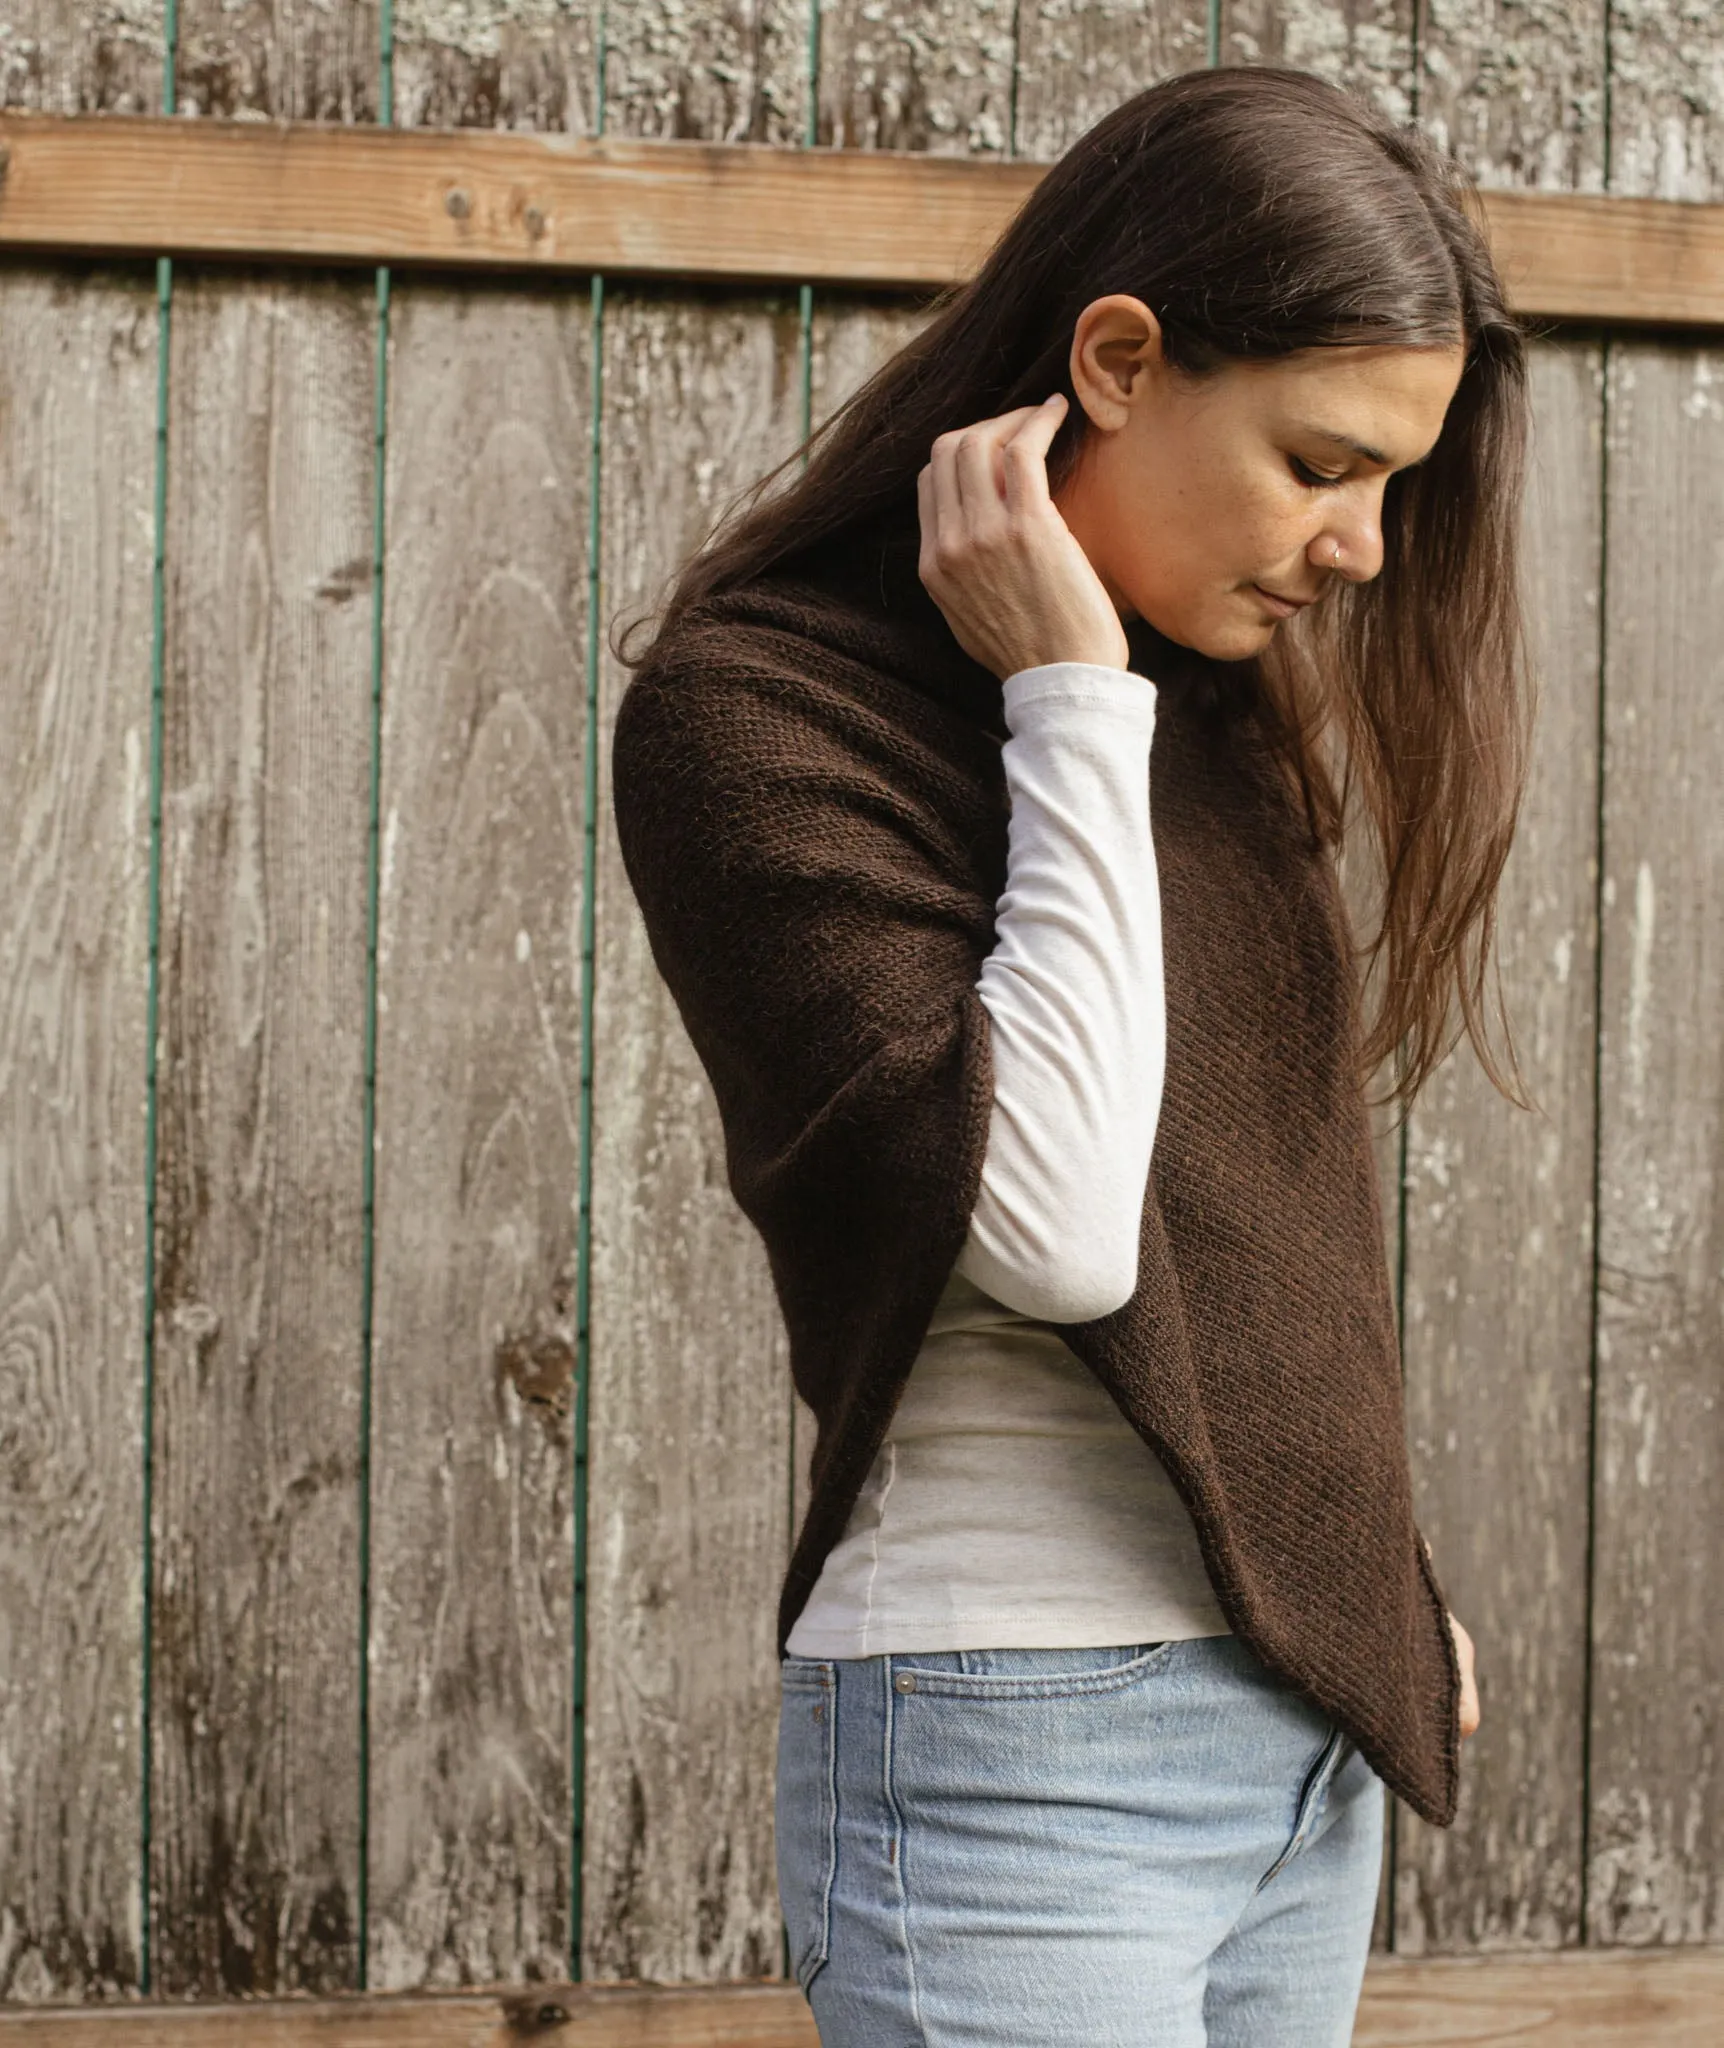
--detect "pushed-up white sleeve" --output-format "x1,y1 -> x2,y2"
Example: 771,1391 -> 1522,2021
954,660 -> 1165,1324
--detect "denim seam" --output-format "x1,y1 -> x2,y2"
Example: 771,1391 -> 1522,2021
886,1639 -> 1177,1701
811,1669 -> 839,1991
881,1658 -> 929,2044
1254,1724 -> 1349,1893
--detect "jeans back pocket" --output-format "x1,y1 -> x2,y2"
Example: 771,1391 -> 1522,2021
775,1657 -> 838,1993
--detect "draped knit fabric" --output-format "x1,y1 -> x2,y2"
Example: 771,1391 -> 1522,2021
608,502 -> 1463,1828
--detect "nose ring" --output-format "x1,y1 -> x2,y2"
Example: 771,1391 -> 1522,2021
1331,541 -> 1342,569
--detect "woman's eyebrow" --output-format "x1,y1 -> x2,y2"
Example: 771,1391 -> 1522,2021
1296,424 -> 1431,469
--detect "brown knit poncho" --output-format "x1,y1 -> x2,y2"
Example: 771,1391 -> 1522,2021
609,506 -> 1462,1828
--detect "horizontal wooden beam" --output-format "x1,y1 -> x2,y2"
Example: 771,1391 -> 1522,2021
1,1949 -> 1721,2044
1,113 -> 1722,326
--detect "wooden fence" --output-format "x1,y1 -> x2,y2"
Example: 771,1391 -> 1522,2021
1,0 -> 1721,2037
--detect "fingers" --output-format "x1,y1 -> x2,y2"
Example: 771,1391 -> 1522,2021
923,397 -> 1066,529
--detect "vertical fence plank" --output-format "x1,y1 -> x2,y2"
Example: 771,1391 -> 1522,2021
390,0 -> 599,132
0,0 -> 164,111
603,0 -> 809,143
0,266 -> 157,2002
1416,0 -> 1606,192
148,0 -> 382,2002
174,0 -> 379,120
586,285 -> 805,1984
583,0 -> 810,1985
1586,3 -> 1724,1950
1395,340 -> 1603,1950
367,288 -> 590,1990
151,271 -> 374,1997
0,6 -> 163,2010
1013,0 -> 1208,159
365,5 -> 600,1994
1218,0 -> 1412,119
816,0 -> 1015,151
1589,336 -> 1724,1949
1392,0 -> 1608,1955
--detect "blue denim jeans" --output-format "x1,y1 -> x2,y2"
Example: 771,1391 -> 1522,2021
775,1634 -> 1384,2046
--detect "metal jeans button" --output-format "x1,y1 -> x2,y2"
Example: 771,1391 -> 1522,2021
894,1671 -> 916,1693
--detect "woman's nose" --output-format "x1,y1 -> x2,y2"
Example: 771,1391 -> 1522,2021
1312,507 -> 1385,583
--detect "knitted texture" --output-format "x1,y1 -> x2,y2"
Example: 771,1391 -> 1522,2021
609,507 -> 1462,1827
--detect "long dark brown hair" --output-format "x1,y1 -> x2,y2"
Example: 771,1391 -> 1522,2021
615,65 -> 1536,1116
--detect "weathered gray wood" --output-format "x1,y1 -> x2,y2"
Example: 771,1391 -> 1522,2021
580,0 -> 813,1986
1416,0 -> 1606,193
0,266 -> 157,2003
390,0 -> 600,132
1585,0 -> 1724,1951
602,0 -> 808,144
1608,0 -> 1724,205
1392,0 -> 1608,1956
1219,0 -> 1414,124
150,272 -> 374,1995
365,285 -> 588,1991
816,0 -> 1015,152
174,0 -> 380,120
585,286 -> 804,1983
1588,338 -> 1724,1946
364,4 -> 596,1994
0,0 -> 163,110
1012,0 -> 1208,160
1394,340 -> 1603,1952
7,1950 -> 1724,2042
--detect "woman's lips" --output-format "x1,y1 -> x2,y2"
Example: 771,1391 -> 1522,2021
1252,584 -> 1309,618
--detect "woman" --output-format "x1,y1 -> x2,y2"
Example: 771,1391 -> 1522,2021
610,64 -> 1529,2048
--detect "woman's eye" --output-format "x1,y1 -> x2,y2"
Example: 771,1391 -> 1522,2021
1289,455 -> 1344,488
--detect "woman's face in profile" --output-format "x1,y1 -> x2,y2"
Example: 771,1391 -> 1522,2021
1051,295 -> 1467,662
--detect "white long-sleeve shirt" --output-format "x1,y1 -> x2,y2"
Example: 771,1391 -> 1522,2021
785,662 -> 1230,1657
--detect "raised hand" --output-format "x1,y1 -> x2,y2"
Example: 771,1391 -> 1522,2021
916,393 -> 1134,681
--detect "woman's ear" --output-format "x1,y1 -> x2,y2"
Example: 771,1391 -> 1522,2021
1069,295 -> 1164,432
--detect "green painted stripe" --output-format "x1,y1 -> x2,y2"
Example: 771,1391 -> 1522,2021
355,0 -> 398,1993
137,0 -> 181,1995
571,6 -> 611,1981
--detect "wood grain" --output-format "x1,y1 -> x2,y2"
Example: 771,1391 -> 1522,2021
0,0 -> 163,112
365,0 -> 596,1995
1586,0 -> 1724,1950
6,115 -> 1724,323
390,0 -> 600,134
150,270 -> 375,1996
816,0 -> 1014,154
145,0 -> 383,2004
174,0 -> 379,122
1589,336 -> 1724,1946
580,0 -> 811,1986
1392,0 -> 1608,1957
4,1948 -> 1724,2042
1395,339 -> 1603,1951
1415,0 -> 1607,194
584,285 -> 805,1981
1219,0 -> 1413,124
604,0 -> 808,145
1012,0 -> 1208,161
366,284 -> 589,1990
0,264 -> 157,2002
